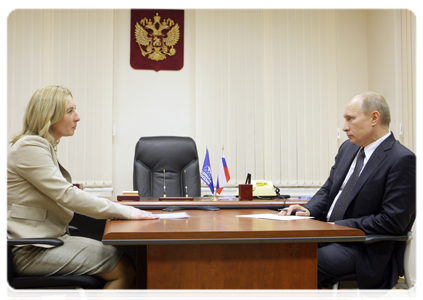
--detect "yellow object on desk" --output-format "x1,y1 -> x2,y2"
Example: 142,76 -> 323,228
252,180 -> 277,197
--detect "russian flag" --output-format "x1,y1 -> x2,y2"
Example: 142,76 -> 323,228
216,151 -> 230,194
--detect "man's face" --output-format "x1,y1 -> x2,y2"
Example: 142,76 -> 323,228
343,98 -> 374,147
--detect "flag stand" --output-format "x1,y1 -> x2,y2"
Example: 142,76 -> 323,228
210,191 -> 219,202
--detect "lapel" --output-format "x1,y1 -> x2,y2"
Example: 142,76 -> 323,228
49,141 -> 73,183
331,143 -> 360,196
347,133 -> 395,202
59,162 -> 73,183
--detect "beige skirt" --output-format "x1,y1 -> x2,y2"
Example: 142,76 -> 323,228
12,235 -> 123,277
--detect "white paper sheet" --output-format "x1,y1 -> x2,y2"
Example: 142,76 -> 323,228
155,212 -> 191,219
218,197 -> 239,201
235,214 -> 313,220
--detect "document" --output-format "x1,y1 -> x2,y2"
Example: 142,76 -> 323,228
218,197 -> 239,201
155,212 -> 191,219
236,214 -> 313,220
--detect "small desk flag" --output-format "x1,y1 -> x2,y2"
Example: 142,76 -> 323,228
200,149 -> 214,194
216,150 -> 231,194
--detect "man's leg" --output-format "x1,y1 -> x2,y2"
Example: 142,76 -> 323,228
317,242 -> 356,287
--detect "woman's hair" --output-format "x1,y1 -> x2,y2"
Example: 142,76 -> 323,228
11,86 -> 73,146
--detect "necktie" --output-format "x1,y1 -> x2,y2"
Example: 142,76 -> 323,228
329,148 -> 366,222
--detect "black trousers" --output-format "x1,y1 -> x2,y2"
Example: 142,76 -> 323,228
317,242 -> 356,287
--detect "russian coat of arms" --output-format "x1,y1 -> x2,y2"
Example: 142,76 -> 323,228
135,13 -> 180,62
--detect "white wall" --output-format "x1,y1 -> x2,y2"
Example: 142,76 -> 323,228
112,10 -> 196,196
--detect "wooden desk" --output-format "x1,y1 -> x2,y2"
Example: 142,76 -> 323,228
102,208 -> 365,289
116,198 -> 307,210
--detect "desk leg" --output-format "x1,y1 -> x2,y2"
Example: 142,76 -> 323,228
142,243 -> 317,289
135,245 -> 147,289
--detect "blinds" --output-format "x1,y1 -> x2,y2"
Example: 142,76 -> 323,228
7,9 -> 415,190
400,10 -> 416,153
7,10 -> 114,188
194,10 -> 339,187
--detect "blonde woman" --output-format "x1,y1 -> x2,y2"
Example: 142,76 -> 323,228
7,86 -> 159,289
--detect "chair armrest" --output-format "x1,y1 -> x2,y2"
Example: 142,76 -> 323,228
363,232 -> 411,244
7,238 -> 64,247
68,225 -> 79,233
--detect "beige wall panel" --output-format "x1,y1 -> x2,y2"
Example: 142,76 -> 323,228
195,10 -> 339,187
336,10 -> 369,146
7,9 -> 114,187
367,10 -> 399,138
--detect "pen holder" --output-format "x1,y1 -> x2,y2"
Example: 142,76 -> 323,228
239,184 -> 253,200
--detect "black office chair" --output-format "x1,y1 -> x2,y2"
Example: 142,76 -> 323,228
7,237 -> 106,289
321,231 -> 413,289
133,136 -> 201,197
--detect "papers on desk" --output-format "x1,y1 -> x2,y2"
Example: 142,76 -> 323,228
236,214 -> 313,221
155,212 -> 191,219
218,197 -> 239,201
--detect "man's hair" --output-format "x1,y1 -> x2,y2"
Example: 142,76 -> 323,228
11,86 -> 73,146
352,91 -> 391,128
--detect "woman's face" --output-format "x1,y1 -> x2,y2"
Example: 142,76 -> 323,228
49,95 -> 80,141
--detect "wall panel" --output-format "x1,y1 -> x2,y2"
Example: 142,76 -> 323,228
401,10 -> 416,152
195,10 -> 338,187
7,9 -> 114,187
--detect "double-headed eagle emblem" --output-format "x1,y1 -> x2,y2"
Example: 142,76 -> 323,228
135,13 -> 180,61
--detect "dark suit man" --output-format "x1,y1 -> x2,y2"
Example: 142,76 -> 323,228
280,91 -> 415,289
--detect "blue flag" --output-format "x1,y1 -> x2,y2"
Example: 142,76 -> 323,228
200,149 -> 214,194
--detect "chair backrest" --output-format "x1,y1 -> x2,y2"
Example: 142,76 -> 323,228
394,203 -> 420,276
133,136 -> 201,197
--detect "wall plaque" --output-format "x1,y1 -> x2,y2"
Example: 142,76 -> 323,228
130,9 -> 184,71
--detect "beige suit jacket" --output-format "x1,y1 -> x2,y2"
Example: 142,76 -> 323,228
7,135 -> 131,246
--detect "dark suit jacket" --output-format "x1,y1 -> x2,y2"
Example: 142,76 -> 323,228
304,133 -> 415,289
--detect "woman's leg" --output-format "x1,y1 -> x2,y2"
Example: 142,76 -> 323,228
97,253 -> 136,289
12,235 -> 136,289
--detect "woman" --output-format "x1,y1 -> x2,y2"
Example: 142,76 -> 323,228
7,86 -> 159,289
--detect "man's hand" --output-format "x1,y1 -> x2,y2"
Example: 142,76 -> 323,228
278,205 -> 310,216
129,207 -> 160,220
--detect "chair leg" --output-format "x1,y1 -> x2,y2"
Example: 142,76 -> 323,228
330,282 -> 339,300
404,273 -> 416,300
404,233 -> 416,300
76,287 -> 88,300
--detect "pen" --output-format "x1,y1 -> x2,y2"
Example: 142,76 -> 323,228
245,173 -> 251,184
278,208 -> 306,213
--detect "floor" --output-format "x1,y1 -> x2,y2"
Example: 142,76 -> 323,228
348,289 -> 420,300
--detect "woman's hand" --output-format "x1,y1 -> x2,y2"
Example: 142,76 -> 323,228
129,207 -> 160,220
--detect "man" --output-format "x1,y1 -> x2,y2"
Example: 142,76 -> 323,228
279,91 -> 415,289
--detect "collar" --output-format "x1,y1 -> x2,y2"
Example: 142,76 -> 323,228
363,131 -> 391,160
